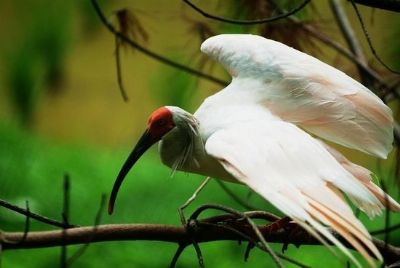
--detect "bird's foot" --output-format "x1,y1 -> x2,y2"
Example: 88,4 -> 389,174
263,216 -> 302,253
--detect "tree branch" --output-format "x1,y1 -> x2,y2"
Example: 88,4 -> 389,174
349,0 -> 400,74
0,198 -> 77,229
183,0 -> 311,25
350,0 -> 400,12
328,0 -> 400,144
1,221 -> 400,265
330,0 -> 373,86
90,0 -> 228,87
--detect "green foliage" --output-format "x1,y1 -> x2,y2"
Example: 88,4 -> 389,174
150,61 -> 197,110
388,18 -> 400,70
77,0 -> 109,33
2,1 -> 73,126
5,44 -> 42,127
32,6 -> 71,90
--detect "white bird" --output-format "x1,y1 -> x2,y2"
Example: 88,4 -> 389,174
108,34 -> 400,267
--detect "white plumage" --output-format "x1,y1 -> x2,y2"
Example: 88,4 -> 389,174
200,34 -> 393,158
109,34 -> 400,267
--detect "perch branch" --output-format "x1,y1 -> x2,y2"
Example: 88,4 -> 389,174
1,221 -> 400,265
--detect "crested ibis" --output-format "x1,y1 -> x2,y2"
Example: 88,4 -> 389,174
108,34 -> 400,267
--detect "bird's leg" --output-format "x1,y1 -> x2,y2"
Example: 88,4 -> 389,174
175,178 -> 211,268
178,177 -> 211,226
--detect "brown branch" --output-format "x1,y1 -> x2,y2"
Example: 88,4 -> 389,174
350,0 -> 400,12
61,174 -> 70,268
215,180 -> 258,211
115,36 -> 129,102
289,15 -> 400,145
90,0 -> 228,87
330,0 -> 373,86
328,0 -> 400,144
1,222 -> 400,265
0,198 -> 77,229
350,0 -> 400,74
277,6 -> 400,101
66,194 -> 106,266
183,0 -> 311,25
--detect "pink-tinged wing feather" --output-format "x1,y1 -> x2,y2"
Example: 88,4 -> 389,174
319,141 -> 400,216
201,34 -> 393,158
205,120 -> 385,267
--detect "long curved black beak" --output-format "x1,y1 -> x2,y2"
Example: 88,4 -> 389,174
108,129 -> 155,214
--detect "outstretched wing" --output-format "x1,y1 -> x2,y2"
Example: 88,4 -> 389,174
205,120 -> 383,267
201,34 -> 393,158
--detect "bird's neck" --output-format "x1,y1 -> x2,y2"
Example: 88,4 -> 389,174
158,124 -> 203,172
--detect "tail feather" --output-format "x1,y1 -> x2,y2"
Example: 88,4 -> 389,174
320,141 -> 400,216
304,194 -> 381,268
310,204 -> 375,267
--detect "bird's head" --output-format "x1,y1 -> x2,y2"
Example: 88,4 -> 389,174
108,106 -> 198,215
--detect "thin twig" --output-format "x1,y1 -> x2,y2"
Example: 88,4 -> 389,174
90,0 -> 228,87
0,198 -> 77,229
61,174 -> 70,268
329,0 -> 373,86
381,182 -> 390,268
189,204 -> 284,268
350,0 -> 400,74
215,180 -> 258,211
66,194 -> 106,266
15,201 -> 30,245
169,244 -> 186,268
115,36 -> 129,102
197,220 -> 309,268
183,0 -> 310,25
177,177 -> 211,267
273,4 -> 400,101
351,0 -> 400,12
191,240 -> 205,268
178,177 -> 211,226
245,217 -> 285,268
201,211 -> 280,224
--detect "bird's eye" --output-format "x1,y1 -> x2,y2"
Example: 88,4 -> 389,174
157,119 -> 166,126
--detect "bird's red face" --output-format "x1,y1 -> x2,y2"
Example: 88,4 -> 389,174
147,107 -> 175,142
108,106 -> 176,215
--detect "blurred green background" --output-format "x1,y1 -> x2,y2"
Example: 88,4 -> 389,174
0,0 -> 399,267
